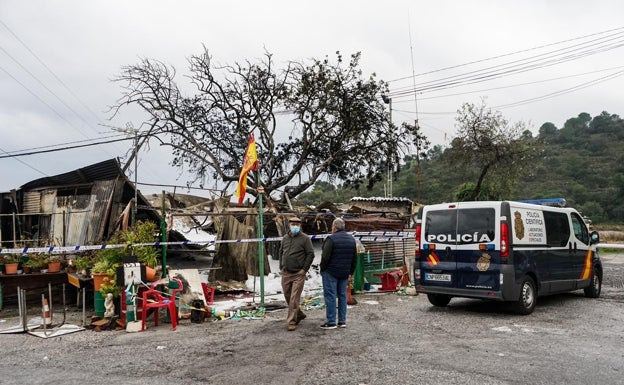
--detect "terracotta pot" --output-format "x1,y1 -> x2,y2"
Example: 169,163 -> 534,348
145,266 -> 157,282
4,263 -> 19,275
92,273 -> 114,291
48,261 -> 62,273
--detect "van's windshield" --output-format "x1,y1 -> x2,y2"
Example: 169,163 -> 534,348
424,208 -> 496,244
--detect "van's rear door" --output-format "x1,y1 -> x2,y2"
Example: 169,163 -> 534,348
421,203 -> 500,293
421,206 -> 458,288
455,205 -> 499,291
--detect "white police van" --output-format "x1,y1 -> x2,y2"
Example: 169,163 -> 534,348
414,199 -> 602,314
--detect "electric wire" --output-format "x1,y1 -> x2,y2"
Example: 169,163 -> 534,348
388,26 -> 624,83
0,44 -> 98,139
388,35 -> 624,97
0,17 -> 135,170
1,133 -> 128,155
0,18 -> 103,123
494,70 -> 624,109
0,136 -> 133,159
394,65 -> 624,103
0,146 -> 47,176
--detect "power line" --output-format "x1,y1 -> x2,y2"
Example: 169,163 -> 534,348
388,33 -> 624,98
388,26 -> 624,84
0,17 -> 103,123
494,70 -> 624,110
0,17 -> 127,163
1,133 -> 128,155
0,136 -> 133,159
394,65 -> 624,102
0,44 -> 99,138
0,146 -> 47,176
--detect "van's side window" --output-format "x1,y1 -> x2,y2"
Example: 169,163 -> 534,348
571,213 -> 589,244
543,211 -> 570,247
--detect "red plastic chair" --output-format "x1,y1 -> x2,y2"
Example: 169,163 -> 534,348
201,282 -> 215,305
141,278 -> 184,331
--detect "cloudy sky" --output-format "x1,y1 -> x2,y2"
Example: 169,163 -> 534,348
1,0 -> 623,196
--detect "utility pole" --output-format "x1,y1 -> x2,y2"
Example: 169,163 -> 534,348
382,95 -> 393,197
257,181 -> 265,305
132,127 -> 138,226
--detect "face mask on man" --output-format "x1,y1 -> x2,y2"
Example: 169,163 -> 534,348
290,225 -> 300,234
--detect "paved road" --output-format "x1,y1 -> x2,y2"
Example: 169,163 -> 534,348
0,255 -> 623,385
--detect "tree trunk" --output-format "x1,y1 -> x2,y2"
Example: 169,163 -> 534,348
211,209 -> 272,282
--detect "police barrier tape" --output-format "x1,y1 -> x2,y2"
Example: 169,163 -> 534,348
0,231 -> 416,255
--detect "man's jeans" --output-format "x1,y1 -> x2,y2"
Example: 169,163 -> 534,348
321,271 -> 348,325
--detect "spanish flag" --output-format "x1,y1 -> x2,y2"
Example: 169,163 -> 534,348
426,251 -> 440,267
235,133 -> 259,205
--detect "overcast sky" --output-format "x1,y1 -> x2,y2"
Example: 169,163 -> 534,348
1,0 -> 623,197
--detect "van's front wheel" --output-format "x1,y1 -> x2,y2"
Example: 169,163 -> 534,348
427,293 -> 451,307
584,267 -> 602,298
513,276 -> 536,315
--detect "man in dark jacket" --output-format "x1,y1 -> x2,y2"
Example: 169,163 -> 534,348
320,218 -> 357,329
279,216 -> 315,331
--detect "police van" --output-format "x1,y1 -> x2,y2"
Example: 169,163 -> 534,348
414,199 -> 602,314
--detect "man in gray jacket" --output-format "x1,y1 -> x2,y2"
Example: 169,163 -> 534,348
279,216 -> 315,331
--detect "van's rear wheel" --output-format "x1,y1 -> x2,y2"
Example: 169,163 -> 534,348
427,293 -> 451,307
584,267 -> 602,298
513,276 -> 536,315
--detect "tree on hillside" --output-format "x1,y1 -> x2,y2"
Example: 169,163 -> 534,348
589,111 -> 623,134
111,49 -> 415,204
446,100 -> 543,201
538,122 -> 557,138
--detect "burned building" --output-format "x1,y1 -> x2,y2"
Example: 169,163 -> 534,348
0,158 -> 159,249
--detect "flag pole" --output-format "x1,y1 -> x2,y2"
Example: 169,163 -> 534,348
257,175 -> 265,305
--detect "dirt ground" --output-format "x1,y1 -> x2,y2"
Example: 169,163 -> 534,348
0,253 -> 623,385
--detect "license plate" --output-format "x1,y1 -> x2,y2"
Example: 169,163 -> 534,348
425,273 -> 451,282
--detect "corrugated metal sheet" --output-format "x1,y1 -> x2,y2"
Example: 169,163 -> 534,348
85,179 -> 118,243
46,180 -> 117,246
20,158 -> 123,190
22,191 -> 41,214
351,196 -> 413,203
41,190 -> 57,213
50,203 -> 92,246
12,159 -> 161,245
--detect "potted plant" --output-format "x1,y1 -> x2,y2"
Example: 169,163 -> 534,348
74,255 -> 94,276
123,221 -> 160,281
91,259 -> 118,292
47,254 -> 63,273
24,254 -> 48,273
99,275 -> 121,298
2,254 -> 19,275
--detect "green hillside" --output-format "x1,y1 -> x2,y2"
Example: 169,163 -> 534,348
297,111 -> 624,224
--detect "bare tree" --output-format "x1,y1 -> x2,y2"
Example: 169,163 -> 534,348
110,49 -> 415,203
448,100 -> 543,201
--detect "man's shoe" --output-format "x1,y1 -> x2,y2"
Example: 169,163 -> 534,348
287,324 -> 296,331
295,313 -> 306,325
320,323 -> 337,330
338,322 -> 347,328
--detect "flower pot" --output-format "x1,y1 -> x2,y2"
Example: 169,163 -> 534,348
92,273 -> 114,291
4,263 -> 19,275
145,266 -> 157,282
48,261 -> 62,273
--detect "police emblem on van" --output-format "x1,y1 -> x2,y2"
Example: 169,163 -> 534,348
514,211 -> 525,239
477,253 -> 491,271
